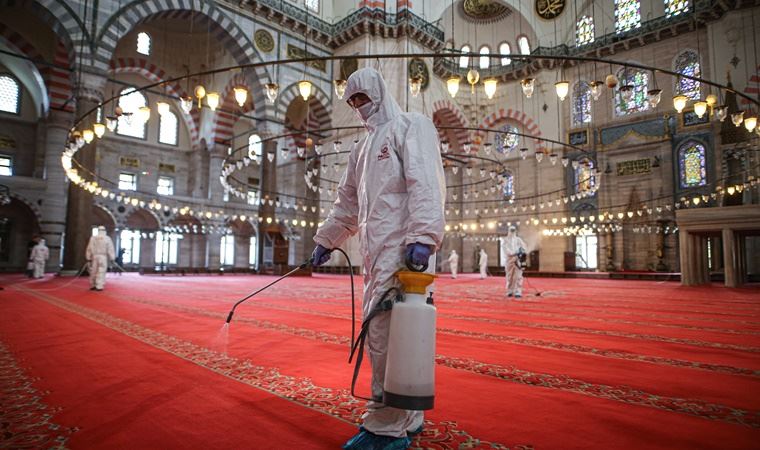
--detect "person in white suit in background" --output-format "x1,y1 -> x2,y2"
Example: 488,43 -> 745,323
501,226 -> 526,298
86,226 -> 115,291
479,248 -> 488,279
448,250 -> 459,279
29,238 -> 49,279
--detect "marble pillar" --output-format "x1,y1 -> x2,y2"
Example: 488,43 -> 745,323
722,228 -> 739,287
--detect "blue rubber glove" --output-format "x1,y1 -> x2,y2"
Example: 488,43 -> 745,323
311,244 -> 332,266
405,243 -> 431,267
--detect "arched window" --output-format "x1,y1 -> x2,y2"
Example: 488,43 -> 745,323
479,45 -> 491,69
116,88 -> 147,139
248,134 -> 262,159
615,0 -> 641,33
495,124 -> 519,154
614,68 -> 649,116
459,45 -> 471,69
502,172 -> 514,198
158,110 -> 178,145
572,82 -> 592,126
678,140 -> 707,188
575,159 -> 596,194
576,16 -> 594,46
517,36 -> 531,55
498,42 -> 511,66
0,74 -> 21,114
136,32 -> 151,55
665,0 -> 689,17
674,50 -> 701,100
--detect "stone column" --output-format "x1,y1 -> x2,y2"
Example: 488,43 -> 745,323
722,228 -> 739,287
207,232 -> 222,270
40,110 -> 74,272
679,230 -> 692,285
257,140 -> 278,271
208,144 -> 226,203
234,233 -> 249,269
604,230 -> 616,271
62,73 -> 106,272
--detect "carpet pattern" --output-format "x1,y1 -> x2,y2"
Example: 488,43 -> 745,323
1,273 -> 759,449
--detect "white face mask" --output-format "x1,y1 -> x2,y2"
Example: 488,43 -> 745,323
355,102 -> 375,121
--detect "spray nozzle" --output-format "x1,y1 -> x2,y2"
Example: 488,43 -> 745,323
225,310 -> 234,324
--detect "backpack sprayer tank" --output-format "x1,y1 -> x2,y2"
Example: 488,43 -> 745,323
382,270 -> 436,410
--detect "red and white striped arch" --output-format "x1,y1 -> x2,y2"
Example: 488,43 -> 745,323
0,23 -> 74,113
432,99 -> 469,149
211,73 -> 254,146
475,108 -> 542,145
109,57 -> 200,146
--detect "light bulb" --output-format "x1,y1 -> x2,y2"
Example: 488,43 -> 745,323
156,101 -> 170,116
441,141 -> 450,153
298,80 -> 313,101
483,78 -> 498,100
519,147 -> 528,159
264,83 -> 279,105
446,76 -> 460,98
605,74 -> 618,89
520,78 -> 535,98
234,87 -> 248,107
93,123 -> 106,138
647,89 -> 662,108
744,115 -> 757,132
549,153 -> 558,165
82,129 -> 94,143
561,156 -> 569,167
731,110 -> 744,127
673,95 -> 688,113
463,142 -> 472,154
106,117 -> 117,132
409,76 -> 423,97
195,85 -> 206,99
555,81 -> 570,101
727,186 -> 735,195
535,151 -> 544,163
137,106 -> 151,122
206,92 -> 220,111
693,100 -> 708,118
333,79 -> 347,99
706,94 -> 718,106
589,81 -> 603,100
467,69 -> 480,92
180,96 -> 193,114
619,85 -> 634,102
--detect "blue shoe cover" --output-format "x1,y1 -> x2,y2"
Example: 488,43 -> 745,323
342,428 -> 412,450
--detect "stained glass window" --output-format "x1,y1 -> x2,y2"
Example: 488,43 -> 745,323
615,0 -> 641,33
136,32 -> 151,55
678,141 -> 707,188
0,74 -> 20,114
665,0 -> 689,17
674,51 -> 701,100
575,159 -> 596,194
517,36 -> 531,55
459,45 -> 471,69
479,45 -> 490,69
499,42 -> 511,66
502,173 -> 514,197
614,69 -> 649,116
495,124 -> 519,154
572,82 -> 592,126
576,16 -> 594,46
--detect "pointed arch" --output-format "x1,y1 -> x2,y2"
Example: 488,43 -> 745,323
109,57 -> 199,146
96,2 -> 270,111
432,99 -> 469,151
474,108 -> 542,147
211,72 -> 256,145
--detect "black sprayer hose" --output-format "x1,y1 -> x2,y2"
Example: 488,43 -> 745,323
330,248 -> 355,352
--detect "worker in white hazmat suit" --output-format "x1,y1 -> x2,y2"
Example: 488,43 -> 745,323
479,249 -> 488,279
311,67 -> 446,450
448,250 -> 459,279
501,226 -> 526,298
86,226 -> 115,291
29,238 -> 49,279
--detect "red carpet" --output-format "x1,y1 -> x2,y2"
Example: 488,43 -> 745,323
1,273 -> 759,449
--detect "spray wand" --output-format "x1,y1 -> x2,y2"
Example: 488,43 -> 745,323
225,259 -> 312,324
